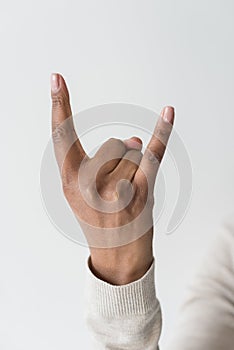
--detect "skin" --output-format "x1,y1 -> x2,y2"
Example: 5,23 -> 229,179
50,73 -> 174,285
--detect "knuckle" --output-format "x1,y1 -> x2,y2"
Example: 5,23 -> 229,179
117,178 -> 132,192
155,123 -> 172,143
108,138 -> 125,152
152,151 -> 163,163
52,125 -> 66,143
126,149 -> 138,157
146,150 -> 162,164
52,124 -> 75,144
86,180 -> 97,196
84,181 -> 99,203
125,149 -> 142,164
52,94 -> 69,109
155,127 -> 168,140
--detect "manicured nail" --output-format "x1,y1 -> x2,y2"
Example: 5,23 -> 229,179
51,73 -> 60,92
162,106 -> 174,123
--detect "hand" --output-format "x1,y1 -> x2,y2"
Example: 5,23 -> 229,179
51,73 -> 174,285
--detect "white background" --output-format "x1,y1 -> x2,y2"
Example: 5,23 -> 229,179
0,0 -> 234,349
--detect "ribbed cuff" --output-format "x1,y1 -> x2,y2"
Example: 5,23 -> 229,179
85,256 -> 158,318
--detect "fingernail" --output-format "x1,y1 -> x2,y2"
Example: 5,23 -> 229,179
51,73 -> 60,92
162,106 -> 174,123
123,137 -> 143,150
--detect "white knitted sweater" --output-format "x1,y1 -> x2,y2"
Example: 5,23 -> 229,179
84,217 -> 234,349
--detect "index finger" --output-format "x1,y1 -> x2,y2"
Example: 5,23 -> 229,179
51,73 -> 86,172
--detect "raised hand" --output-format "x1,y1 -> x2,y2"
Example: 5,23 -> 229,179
51,73 -> 174,285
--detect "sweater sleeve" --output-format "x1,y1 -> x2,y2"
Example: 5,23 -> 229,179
164,216 -> 234,350
84,257 -> 162,350
84,217 -> 234,350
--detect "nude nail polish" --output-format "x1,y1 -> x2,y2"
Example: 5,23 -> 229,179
162,106 -> 174,123
51,73 -> 59,92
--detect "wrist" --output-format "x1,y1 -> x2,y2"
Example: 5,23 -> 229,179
89,255 -> 153,285
89,229 -> 153,285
